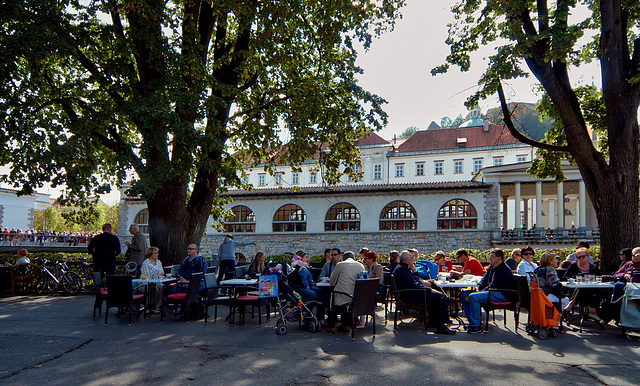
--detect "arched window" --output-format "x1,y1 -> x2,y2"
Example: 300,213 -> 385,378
224,205 -> 256,233
133,209 -> 149,234
272,204 -> 307,232
325,202 -> 360,231
379,201 -> 417,231
437,199 -> 478,229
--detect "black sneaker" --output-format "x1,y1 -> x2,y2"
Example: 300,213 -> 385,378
436,326 -> 456,335
467,326 -> 483,334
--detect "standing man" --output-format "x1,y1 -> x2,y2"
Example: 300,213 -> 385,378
318,248 -> 341,281
124,224 -> 148,271
88,223 -> 121,276
217,234 -> 256,285
461,248 -> 515,334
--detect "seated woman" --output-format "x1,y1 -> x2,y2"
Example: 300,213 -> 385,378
363,251 -> 383,286
291,253 -> 327,319
612,247 -> 640,301
15,249 -> 30,265
517,246 -> 538,281
434,250 -> 453,273
534,252 -> 569,310
140,247 -> 165,313
618,248 -> 633,270
247,252 -> 266,277
562,247 -> 601,280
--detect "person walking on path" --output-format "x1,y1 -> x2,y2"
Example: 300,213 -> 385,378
88,223 -> 121,276
217,234 -> 256,285
125,224 -> 148,274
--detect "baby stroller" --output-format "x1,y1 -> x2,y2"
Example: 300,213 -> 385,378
273,270 -> 322,335
620,283 -> 640,341
525,276 -> 561,339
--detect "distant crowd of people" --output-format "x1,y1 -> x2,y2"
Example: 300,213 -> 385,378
1,228 -> 98,245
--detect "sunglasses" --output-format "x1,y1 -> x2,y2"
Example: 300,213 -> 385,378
187,247 -> 196,250
523,252 -> 534,256
577,254 -> 587,259
330,253 -> 339,256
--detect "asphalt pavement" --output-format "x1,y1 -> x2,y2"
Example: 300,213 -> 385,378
1,294 -> 640,385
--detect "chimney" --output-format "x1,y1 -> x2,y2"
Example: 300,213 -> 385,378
483,119 -> 490,132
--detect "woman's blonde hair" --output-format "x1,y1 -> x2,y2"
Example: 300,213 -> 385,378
539,252 -> 556,267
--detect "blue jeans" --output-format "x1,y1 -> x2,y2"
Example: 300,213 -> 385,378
461,290 -> 508,328
612,282 -> 626,302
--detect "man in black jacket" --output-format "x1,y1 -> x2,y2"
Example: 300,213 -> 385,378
461,248 -> 514,334
88,223 -> 121,275
393,251 -> 455,335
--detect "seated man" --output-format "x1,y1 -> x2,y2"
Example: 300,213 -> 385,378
451,248 -> 484,278
461,248 -> 515,334
176,244 -> 206,291
328,251 -> 364,332
612,246 -> 640,301
318,248 -> 341,281
393,251 -> 455,335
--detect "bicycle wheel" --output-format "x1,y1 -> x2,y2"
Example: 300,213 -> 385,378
62,271 -> 82,294
36,273 -> 52,294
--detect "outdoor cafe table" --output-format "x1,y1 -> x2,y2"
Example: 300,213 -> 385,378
132,277 -> 176,309
438,276 -> 483,328
219,278 -> 259,325
562,281 -> 614,331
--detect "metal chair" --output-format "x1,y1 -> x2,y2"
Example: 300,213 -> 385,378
331,278 -> 380,340
104,275 -> 146,326
92,272 -> 108,320
161,273 -> 203,323
390,275 -> 429,333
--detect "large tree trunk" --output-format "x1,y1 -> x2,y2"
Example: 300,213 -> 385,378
146,177 -> 190,266
589,174 -> 639,274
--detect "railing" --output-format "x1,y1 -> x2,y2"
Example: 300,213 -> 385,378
490,228 -> 600,244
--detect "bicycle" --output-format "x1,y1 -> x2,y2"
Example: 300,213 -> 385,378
75,257 -> 95,292
35,258 -> 83,295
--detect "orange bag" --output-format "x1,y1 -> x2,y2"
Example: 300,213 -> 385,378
529,277 -> 560,328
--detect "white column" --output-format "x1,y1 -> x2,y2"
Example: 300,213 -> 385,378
514,182 -> 521,229
502,196 -> 509,229
549,200 -> 555,229
535,181 -> 542,228
557,181 -> 564,228
578,180 -> 586,227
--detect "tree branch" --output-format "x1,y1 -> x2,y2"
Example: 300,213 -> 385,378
497,79 -> 568,152
227,94 -> 292,121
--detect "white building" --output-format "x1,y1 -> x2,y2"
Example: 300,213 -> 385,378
0,188 -> 51,231
118,122 -> 600,256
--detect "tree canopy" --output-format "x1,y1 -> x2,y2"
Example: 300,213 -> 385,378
0,0 -> 405,263
434,0 -> 640,273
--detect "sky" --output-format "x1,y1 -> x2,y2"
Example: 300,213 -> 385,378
4,0 -> 602,204
355,0 -> 600,140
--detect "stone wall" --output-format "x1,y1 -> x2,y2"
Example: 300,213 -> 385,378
173,231 -> 493,259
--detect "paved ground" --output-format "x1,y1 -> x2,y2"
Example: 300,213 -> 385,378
1,294 -> 640,385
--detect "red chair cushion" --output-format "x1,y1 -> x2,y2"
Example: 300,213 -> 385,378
489,301 -> 512,306
99,288 -> 108,295
167,293 -> 187,300
236,295 -> 259,301
132,294 -> 144,300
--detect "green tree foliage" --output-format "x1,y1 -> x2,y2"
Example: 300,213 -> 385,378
433,0 -> 640,274
440,114 -> 466,128
398,126 -> 418,139
34,201 -> 119,232
485,102 -> 553,141
0,0 -> 405,264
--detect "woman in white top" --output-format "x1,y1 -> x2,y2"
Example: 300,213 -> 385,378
140,247 -> 165,312
517,245 -> 538,281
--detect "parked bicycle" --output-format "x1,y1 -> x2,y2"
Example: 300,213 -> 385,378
35,258 -> 83,295
75,257 -> 95,292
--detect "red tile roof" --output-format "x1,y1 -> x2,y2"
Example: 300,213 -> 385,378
355,132 -> 390,147
394,124 -> 520,153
